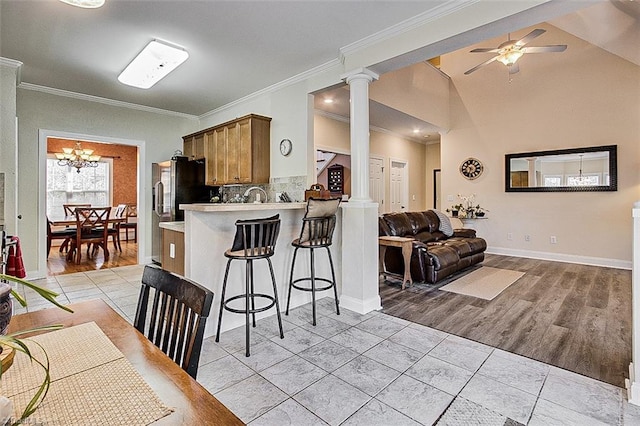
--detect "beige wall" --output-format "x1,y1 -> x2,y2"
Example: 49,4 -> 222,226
314,114 -> 428,213
440,23 -> 640,266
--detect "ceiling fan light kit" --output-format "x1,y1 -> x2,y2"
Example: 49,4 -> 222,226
465,29 -> 567,76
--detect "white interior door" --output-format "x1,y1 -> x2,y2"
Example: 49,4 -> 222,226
369,157 -> 384,213
390,160 -> 408,212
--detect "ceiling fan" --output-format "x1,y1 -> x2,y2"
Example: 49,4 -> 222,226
464,29 -> 567,75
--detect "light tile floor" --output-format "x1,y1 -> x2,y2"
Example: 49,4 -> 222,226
16,265 -> 640,425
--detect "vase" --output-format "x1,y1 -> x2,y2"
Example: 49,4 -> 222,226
0,282 -> 13,335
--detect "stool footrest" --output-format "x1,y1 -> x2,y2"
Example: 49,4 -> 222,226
291,277 -> 334,293
223,293 -> 276,315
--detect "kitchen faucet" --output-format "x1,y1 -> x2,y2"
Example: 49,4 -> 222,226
243,186 -> 268,203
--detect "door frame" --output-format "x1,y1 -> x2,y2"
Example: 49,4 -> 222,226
38,129 -> 146,278
433,168 -> 441,209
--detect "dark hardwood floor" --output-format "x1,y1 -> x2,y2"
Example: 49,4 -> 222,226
380,254 -> 632,388
47,238 -> 138,275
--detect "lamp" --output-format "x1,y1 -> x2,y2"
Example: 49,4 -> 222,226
58,0 -> 105,8
55,142 -> 101,173
576,154 -> 588,185
118,39 -> 189,89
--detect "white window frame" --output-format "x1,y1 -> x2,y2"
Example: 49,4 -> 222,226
46,155 -> 114,216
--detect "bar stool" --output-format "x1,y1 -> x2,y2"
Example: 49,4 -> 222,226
286,197 -> 341,326
215,215 -> 283,357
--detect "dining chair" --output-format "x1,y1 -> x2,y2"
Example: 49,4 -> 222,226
106,204 -> 127,252
134,264 -> 214,379
62,203 -> 91,216
121,204 -> 137,242
66,207 -> 111,264
46,218 -> 76,258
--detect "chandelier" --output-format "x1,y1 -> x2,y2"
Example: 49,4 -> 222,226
55,142 -> 101,173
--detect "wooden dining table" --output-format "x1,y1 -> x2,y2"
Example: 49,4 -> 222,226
48,215 -> 126,227
8,299 -> 242,425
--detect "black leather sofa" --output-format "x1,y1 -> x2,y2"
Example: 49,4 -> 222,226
379,210 -> 487,284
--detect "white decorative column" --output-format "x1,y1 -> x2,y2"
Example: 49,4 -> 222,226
626,201 -> 640,405
339,68 -> 382,314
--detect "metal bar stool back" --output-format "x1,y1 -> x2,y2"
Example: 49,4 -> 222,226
215,215 -> 284,357
286,197 -> 341,326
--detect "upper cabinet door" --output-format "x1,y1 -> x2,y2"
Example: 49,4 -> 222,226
236,118 -> 252,184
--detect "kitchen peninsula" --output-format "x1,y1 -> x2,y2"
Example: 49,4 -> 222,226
180,202 -> 342,337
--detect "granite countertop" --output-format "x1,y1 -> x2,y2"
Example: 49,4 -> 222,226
158,221 -> 185,233
180,202 -> 306,212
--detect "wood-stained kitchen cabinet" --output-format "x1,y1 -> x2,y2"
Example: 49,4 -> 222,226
183,133 -> 205,160
185,114 -> 271,185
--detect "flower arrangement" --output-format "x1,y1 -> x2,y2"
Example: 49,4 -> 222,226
0,273 -> 72,425
446,194 -> 488,218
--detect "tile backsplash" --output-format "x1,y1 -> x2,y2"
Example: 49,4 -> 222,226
219,175 -> 307,204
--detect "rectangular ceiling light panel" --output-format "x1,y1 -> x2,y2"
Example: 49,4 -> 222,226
118,39 -> 189,89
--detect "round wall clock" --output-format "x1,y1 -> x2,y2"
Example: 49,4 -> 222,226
279,139 -> 292,156
460,157 -> 484,180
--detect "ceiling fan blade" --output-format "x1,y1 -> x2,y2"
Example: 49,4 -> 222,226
464,56 -> 499,75
470,47 -> 500,53
508,63 -> 520,75
522,45 -> 567,53
515,28 -> 546,47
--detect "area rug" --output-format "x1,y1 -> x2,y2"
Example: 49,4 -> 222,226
439,267 -> 525,300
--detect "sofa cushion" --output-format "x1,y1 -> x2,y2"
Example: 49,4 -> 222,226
382,213 -> 413,237
406,212 -> 430,234
422,210 -> 440,233
415,231 -> 435,243
426,245 -> 459,270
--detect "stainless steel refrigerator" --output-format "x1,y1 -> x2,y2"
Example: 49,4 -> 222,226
151,156 -> 208,264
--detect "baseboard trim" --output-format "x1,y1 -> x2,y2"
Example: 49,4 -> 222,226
339,294 -> 382,315
486,247 -> 631,270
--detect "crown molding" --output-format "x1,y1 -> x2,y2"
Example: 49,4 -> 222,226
18,83 -> 198,120
339,0 -> 481,59
198,58 -> 342,120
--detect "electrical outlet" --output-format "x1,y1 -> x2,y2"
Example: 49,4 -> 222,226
507,232 -> 513,241
447,194 -> 454,202
525,235 -> 531,242
550,236 -> 557,244
412,194 -> 416,201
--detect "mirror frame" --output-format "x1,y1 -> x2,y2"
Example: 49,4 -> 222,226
505,145 -> 617,192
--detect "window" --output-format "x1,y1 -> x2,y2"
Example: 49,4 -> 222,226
543,175 -> 563,187
46,157 -> 112,216
566,174 -> 599,186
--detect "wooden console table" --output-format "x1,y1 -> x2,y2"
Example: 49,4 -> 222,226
379,236 -> 414,289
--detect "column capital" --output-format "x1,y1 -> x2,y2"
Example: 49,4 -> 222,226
340,67 -> 379,85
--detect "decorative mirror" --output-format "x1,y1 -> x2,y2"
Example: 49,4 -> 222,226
505,145 -> 617,192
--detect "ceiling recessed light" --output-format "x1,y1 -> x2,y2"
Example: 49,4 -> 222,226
118,39 -> 189,89
413,129 -> 420,134
323,98 -> 334,104
58,0 -> 105,8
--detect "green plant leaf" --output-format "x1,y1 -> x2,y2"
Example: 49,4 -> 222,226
0,274 -> 73,313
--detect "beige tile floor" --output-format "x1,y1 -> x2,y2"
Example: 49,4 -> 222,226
14,265 -> 640,425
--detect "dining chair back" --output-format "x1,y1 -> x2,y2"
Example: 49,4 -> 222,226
67,207 -> 111,264
63,203 -> 91,216
121,204 -> 138,242
106,204 -> 128,252
134,264 -> 214,379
